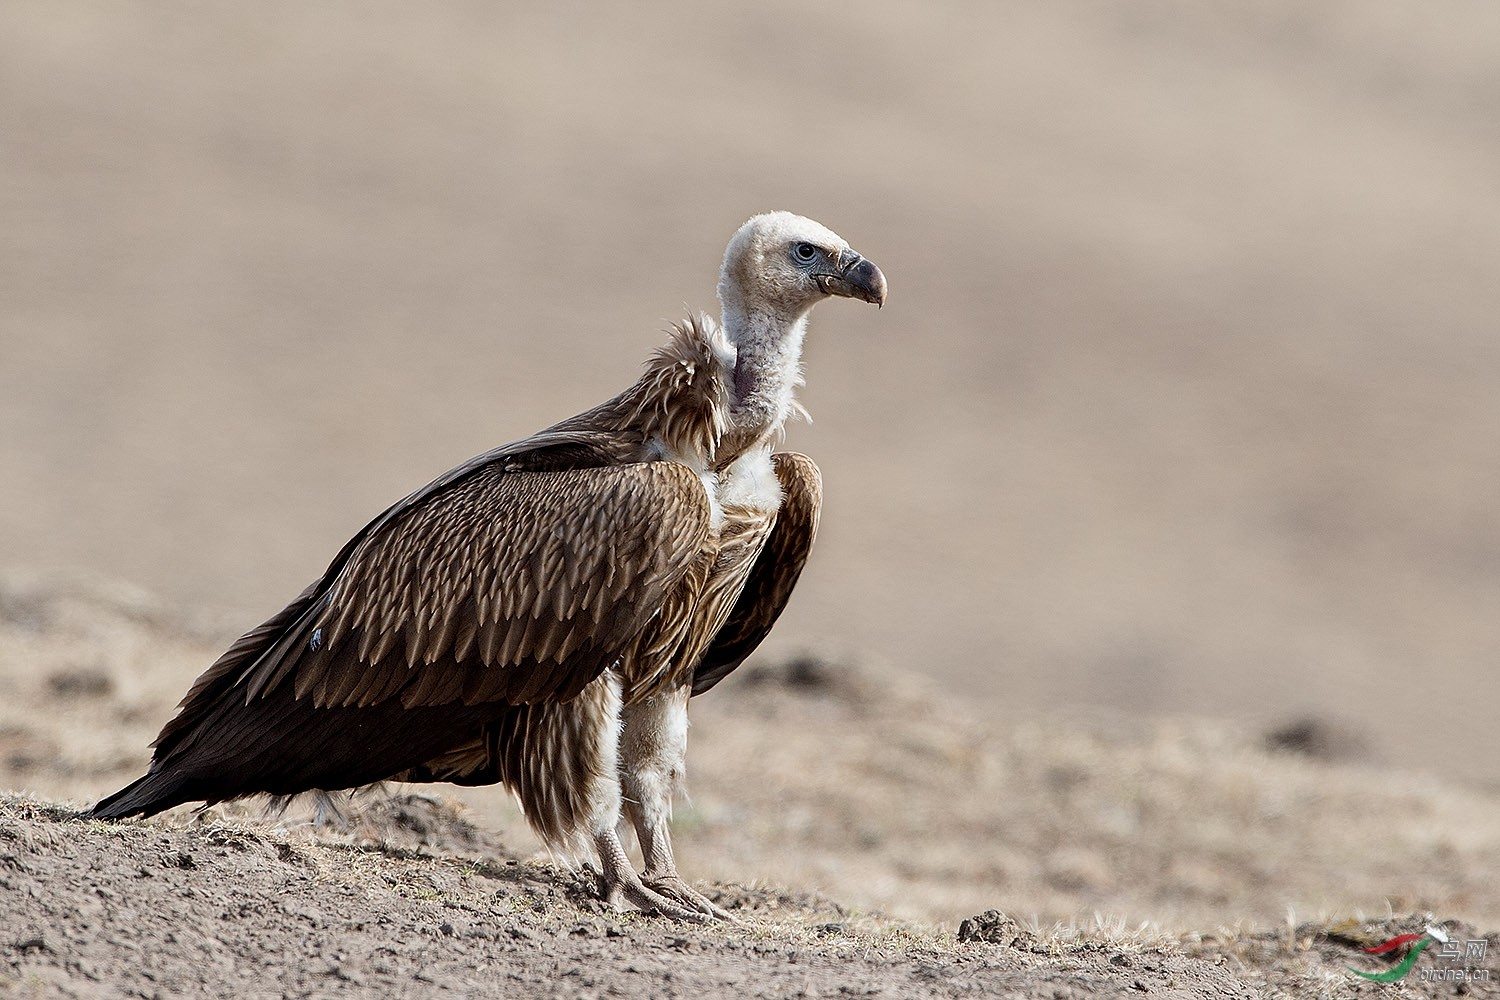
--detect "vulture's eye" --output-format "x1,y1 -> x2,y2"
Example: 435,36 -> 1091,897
791,242 -> 818,264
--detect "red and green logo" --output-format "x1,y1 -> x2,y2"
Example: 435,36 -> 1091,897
1348,927 -> 1442,982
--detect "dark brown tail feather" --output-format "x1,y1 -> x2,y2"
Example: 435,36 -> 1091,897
91,771 -> 201,819
90,675 -> 508,820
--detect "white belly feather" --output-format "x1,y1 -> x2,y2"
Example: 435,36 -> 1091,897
715,448 -> 784,514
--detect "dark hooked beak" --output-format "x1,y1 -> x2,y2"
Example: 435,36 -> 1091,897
817,252 -> 888,307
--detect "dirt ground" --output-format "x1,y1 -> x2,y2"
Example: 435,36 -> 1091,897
7,794 -> 1491,1000
3,573 -> 1498,997
5,3 -> 1500,997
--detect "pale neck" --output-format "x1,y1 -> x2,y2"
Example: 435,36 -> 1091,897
719,300 -> 810,461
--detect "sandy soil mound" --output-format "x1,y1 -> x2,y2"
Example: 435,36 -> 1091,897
3,572 -> 1498,997
4,794 -> 1244,1000
6,793 -> 1492,999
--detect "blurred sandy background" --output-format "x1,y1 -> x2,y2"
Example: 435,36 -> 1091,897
3,2 -> 1498,786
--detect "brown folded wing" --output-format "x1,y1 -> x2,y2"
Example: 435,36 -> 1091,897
151,459 -> 711,769
691,452 -> 822,696
267,461 -> 711,707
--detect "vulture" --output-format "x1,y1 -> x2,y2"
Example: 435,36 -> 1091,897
93,211 -> 886,920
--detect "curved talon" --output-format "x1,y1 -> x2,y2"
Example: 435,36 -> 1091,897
644,873 -> 740,923
604,874 -> 711,922
593,828 -> 708,922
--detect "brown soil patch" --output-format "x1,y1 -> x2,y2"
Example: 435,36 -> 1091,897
3,574 -> 1498,997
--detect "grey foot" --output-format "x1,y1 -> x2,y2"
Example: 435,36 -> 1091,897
599,868 -> 712,922
644,872 -> 739,922
593,829 -> 709,922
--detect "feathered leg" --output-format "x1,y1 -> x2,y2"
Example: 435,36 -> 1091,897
619,685 -> 735,920
496,675 -> 705,921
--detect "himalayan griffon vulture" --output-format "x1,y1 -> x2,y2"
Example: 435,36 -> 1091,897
93,212 -> 887,920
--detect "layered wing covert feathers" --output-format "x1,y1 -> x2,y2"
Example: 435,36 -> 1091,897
277,460 -> 712,710
97,453 -> 714,816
